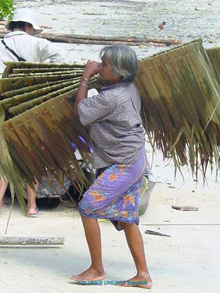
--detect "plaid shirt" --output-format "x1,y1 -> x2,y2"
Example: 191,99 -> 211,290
78,82 -> 145,169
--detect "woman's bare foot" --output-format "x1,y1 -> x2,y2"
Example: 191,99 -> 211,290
27,207 -> 38,217
70,266 -> 105,282
119,273 -> 152,289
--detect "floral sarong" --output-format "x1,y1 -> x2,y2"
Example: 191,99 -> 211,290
78,147 -> 146,231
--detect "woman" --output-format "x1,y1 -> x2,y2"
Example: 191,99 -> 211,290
72,44 -> 152,289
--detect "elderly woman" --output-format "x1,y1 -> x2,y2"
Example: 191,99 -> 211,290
72,45 -> 152,289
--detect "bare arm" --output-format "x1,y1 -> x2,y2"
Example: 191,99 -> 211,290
73,60 -> 101,117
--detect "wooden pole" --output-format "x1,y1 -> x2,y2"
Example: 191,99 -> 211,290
0,31 -> 181,46
40,32 -> 182,45
0,236 -> 65,245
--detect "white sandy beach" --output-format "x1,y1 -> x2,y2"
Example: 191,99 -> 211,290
0,0 -> 220,292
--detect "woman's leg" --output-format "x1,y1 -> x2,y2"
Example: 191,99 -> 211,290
71,215 -> 105,281
0,179 -> 8,210
121,222 -> 152,289
26,181 -> 38,215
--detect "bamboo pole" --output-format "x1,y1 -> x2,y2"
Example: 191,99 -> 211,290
0,73 -> 83,93
12,68 -> 84,74
2,80 -> 79,110
0,237 -> 65,245
1,80 -> 67,98
9,69 -> 84,77
8,85 -> 79,115
7,74 -> 99,115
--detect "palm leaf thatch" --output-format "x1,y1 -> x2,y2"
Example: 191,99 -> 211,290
135,38 -> 220,177
0,62 -> 99,212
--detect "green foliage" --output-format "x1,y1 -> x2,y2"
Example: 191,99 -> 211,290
0,0 -> 15,20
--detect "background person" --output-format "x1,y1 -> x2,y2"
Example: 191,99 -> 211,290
0,8 -> 65,216
0,8 -> 65,76
71,45 -> 152,289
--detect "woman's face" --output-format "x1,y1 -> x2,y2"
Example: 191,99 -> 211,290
100,55 -> 119,84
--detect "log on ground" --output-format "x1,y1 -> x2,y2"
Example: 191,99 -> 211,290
0,237 -> 65,245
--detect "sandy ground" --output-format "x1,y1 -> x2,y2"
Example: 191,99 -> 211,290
7,0 -> 220,62
0,0 -> 220,292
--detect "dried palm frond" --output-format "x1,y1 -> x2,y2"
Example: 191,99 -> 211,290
0,105 -> 27,213
206,47 -> 220,83
135,39 -> 220,177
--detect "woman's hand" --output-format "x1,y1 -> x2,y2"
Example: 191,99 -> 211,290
83,60 -> 101,79
74,60 -> 101,117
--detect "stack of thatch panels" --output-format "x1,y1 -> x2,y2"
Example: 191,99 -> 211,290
135,39 -> 220,177
0,62 -> 98,211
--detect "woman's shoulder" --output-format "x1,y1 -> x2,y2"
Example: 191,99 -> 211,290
101,82 -> 136,96
102,82 -> 140,104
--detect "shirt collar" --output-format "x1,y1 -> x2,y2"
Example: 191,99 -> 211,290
101,82 -> 131,91
4,31 -> 29,38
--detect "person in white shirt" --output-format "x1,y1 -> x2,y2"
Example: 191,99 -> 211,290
0,8 -> 65,216
0,8 -> 65,76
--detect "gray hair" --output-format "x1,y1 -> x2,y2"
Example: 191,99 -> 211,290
100,45 -> 138,82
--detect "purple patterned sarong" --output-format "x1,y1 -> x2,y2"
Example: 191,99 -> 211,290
78,147 -> 146,231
